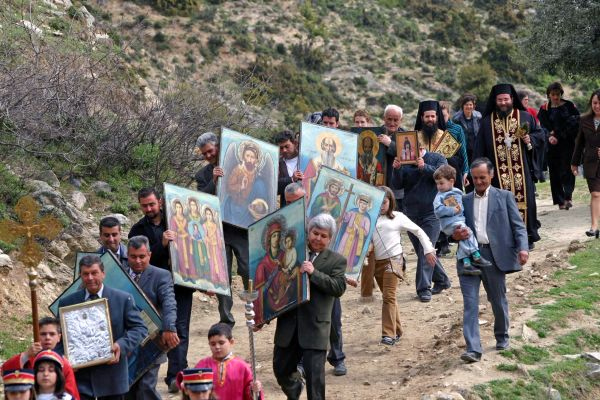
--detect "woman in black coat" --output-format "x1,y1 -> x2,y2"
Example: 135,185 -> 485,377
538,82 -> 580,210
571,89 -> 600,237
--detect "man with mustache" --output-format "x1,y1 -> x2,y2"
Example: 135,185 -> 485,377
473,83 -> 543,249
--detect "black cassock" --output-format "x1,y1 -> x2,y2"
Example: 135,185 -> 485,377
474,110 -> 542,244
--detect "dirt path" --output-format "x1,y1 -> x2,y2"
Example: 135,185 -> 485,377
159,180 -> 592,399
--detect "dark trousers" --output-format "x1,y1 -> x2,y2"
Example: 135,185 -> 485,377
406,213 -> 451,294
458,247 -> 509,354
548,150 -> 575,205
126,363 -> 160,400
327,297 -> 345,366
81,395 -> 124,400
273,330 -> 327,400
218,225 -> 250,326
165,286 -> 194,385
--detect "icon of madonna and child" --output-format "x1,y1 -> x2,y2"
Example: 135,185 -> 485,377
164,183 -> 230,296
249,200 -> 309,326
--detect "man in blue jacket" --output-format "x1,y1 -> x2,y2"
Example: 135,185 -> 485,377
58,255 -> 147,400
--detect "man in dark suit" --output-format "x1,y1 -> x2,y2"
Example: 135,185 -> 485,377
272,213 -> 347,400
195,131 -> 250,327
98,216 -> 128,269
392,146 -> 452,302
276,130 -> 304,207
126,236 -> 179,399
454,157 -> 529,363
129,187 -> 193,393
57,255 -> 147,400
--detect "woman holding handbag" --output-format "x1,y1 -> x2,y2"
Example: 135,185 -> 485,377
372,186 -> 437,345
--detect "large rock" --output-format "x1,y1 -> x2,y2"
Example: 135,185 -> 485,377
71,191 -> 87,210
522,324 -> 539,343
91,181 -> 111,194
77,6 -> 95,29
105,213 -> 130,226
0,252 -> 13,270
48,240 -> 71,260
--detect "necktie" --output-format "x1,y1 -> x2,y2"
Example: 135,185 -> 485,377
134,273 -> 141,283
309,252 -> 317,262
88,294 -> 99,301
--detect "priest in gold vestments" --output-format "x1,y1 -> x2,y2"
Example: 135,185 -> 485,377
474,83 -> 543,248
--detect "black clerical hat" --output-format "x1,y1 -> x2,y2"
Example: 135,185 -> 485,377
482,83 -> 526,117
414,100 -> 446,131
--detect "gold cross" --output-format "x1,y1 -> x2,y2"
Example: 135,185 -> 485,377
0,196 -> 62,268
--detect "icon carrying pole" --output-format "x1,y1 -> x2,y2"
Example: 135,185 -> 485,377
239,279 -> 259,400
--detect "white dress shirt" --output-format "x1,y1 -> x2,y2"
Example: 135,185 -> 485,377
473,186 -> 490,244
285,156 -> 299,178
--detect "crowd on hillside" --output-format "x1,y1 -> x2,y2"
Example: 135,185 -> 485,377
2,82 -> 600,400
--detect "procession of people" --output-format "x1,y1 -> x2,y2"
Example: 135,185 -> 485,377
3,81 -> 600,400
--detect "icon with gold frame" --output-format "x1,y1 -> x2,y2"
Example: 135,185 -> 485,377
396,131 -> 419,165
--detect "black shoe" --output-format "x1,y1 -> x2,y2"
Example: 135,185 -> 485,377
528,242 -> 535,251
167,380 -> 179,394
471,256 -> 492,268
380,336 -> 395,346
585,229 -> 600,238
333,362 -> 347,376
431,283 -> 451,295
496,343 -> 510,351
460,265 -> 482,276
460,351 -> 481,363
418,290 -> 432,302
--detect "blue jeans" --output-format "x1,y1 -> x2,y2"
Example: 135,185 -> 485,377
406,213 -> 451,294
458,247 -> 509,354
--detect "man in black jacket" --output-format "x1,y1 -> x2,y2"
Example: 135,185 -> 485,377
276,130 -> 304,207
195,131 -> 250,326
129,188 -> 192,393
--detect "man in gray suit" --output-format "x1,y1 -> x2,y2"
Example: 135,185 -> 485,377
272,213 -> 347,400
58,255 -> 148,400
454,157 -> 529,363
126,235 -> 179,399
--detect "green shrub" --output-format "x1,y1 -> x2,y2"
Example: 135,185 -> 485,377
353,76 -> 368,87
275,43 -> 286,55
207,35 -> 225,56
457,61 -> 497,103
153,31 -> 167,43
0,164 -> 27,220
186,36 -> 200,44
482,38 -> 527,83
143,0 -> 200,15
48,17 -> 70,32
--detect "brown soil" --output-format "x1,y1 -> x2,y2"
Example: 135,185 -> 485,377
162,181 -> 595,398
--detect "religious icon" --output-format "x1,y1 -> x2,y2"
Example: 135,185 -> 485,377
52,251 -> 167,385
217,128 -> 278,229
59,298 -> 114,369
396,131 -> 419,165
299,122 -> 358,200
352,127 -> 386,186
164,183 -> 230,296
248,198 -> 309,326
307,167 -> 385,279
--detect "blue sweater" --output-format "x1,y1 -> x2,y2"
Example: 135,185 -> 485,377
391,151 -> 447,217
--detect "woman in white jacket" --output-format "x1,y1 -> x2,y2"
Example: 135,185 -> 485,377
372,186 -> 437,345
